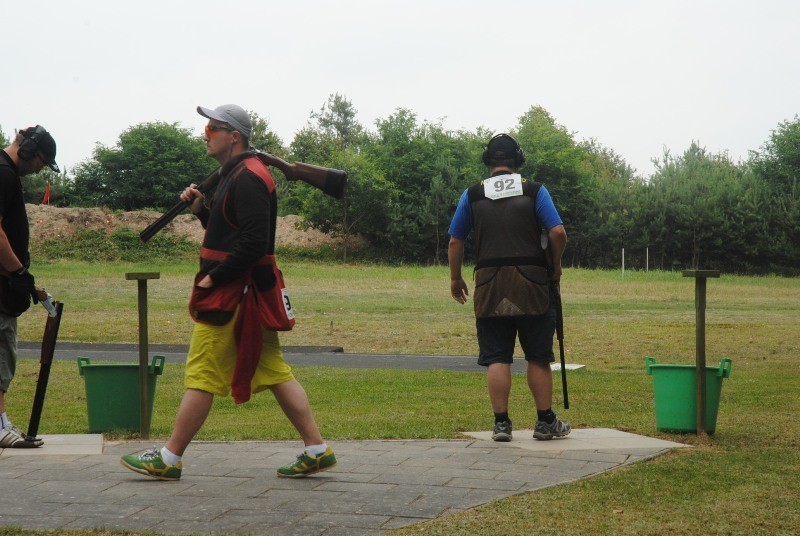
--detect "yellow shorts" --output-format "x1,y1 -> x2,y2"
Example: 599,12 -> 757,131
184,315 -> 294,397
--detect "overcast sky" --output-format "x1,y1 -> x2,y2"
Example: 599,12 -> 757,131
3,0 -> 798,178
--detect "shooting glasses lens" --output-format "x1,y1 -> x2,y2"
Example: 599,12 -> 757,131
205,124 -> 233,137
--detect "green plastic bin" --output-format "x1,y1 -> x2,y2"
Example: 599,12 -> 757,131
644,356 -> 732,434
77,355 -> 165,433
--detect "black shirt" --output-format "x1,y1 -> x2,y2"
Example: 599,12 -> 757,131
0,150 -> 30,268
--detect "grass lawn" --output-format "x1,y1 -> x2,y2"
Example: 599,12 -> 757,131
5,261 -> 800,535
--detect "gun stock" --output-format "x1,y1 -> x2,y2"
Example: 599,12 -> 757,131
256,152 -> 347,199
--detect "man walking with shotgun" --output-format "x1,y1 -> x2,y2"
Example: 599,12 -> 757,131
448,133 -> 570,442
122,104 -> 335,479
0,125 -> 60,448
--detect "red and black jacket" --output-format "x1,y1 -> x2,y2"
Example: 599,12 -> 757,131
197,152 -> 277,289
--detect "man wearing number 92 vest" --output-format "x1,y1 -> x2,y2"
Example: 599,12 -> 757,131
448,133 -> 570,443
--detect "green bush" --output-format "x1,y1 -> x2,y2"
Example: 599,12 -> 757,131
275,243 -> 382,263
31,227 -> 198,262
32,227 -> 374,264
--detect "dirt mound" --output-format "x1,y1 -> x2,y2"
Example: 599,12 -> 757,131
26,204 -> 352,249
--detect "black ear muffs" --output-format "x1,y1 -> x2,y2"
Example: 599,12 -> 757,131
17,125 -> 48,161
482,133 -> 525,167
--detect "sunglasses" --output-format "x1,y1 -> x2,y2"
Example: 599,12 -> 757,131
205,124 -> 233,137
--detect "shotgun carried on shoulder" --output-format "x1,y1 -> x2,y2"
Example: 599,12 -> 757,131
139,151 -> 348,243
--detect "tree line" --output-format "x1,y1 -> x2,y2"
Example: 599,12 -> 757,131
3,95 -> 798,275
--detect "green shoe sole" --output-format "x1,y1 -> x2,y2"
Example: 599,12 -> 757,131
120,458 -> 182,481
276,460 -> 337,478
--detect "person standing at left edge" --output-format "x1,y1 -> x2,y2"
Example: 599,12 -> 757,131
121,104 -> 335,480
0,126 -> 60,448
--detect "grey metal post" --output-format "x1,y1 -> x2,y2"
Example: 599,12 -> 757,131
125,272 -> 160,439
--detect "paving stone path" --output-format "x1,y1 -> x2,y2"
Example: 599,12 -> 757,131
3,344 -> 688,534
0,430 -> 687,535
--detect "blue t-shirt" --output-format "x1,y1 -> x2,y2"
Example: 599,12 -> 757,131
448,181 -> 562,240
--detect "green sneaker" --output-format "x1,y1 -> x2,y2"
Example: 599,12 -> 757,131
277,446 -> 337,478
120,447 -> 182,481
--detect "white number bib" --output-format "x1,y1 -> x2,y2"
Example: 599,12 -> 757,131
281,287 -> 295,320
483,173 -> 523,200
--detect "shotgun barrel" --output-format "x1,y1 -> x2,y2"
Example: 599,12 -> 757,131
139,167 -> 221,243
553,283 -> 570,409
26,301 -> 64,442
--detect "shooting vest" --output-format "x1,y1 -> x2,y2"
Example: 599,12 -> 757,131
467,175 -> 550,318
190,154 -> 294,331
200,155 -> 277,274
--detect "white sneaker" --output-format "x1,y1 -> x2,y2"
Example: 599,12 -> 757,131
0,423 -> 43,448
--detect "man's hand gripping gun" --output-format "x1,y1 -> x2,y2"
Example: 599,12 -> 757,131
35,286 -> 58,317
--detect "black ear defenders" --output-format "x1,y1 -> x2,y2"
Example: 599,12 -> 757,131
17,125 -> 48,161
481,133 -> 525,167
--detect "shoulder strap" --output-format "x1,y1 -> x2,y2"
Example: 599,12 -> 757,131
525,180 -> 544,234
466,182 -> 484,204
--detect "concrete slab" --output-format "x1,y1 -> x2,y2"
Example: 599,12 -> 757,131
462,427 -> 690,451
0,434 -> 103,457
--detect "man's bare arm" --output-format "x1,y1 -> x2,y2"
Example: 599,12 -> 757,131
547,224 -> 567,283
448,236 -> 469,304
